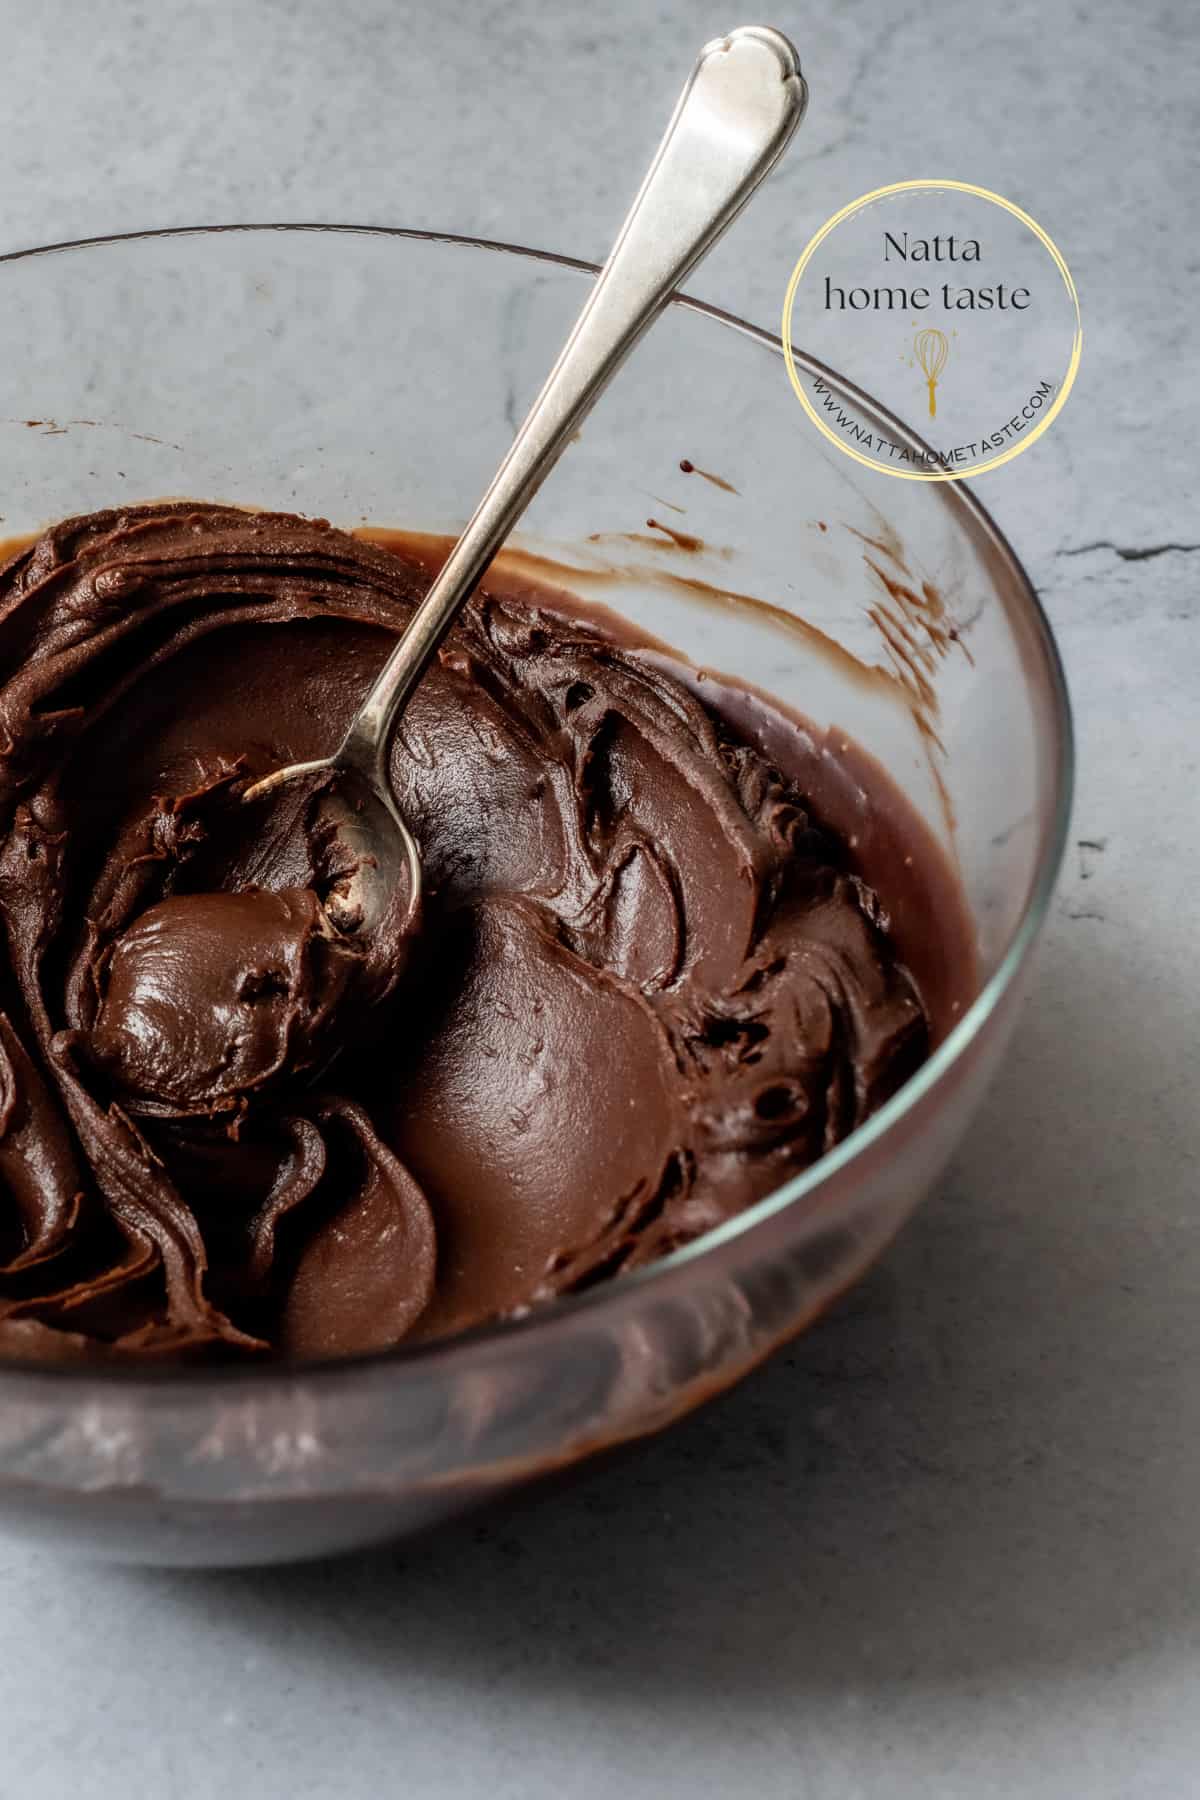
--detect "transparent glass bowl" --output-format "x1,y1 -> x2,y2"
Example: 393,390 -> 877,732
0,227 -> 1071,1564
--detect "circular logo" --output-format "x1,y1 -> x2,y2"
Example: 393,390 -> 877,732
781,180 -> 1081,481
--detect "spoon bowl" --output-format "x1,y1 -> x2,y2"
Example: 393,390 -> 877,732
241,756 -> 422,940
316,768 -> 423,941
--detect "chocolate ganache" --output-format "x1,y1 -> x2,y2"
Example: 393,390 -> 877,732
0,503 -> 940,1362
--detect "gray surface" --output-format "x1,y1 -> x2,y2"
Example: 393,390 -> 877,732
0,0 -> 1196,1794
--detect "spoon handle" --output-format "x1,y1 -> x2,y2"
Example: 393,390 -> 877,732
338,26 -> 806,774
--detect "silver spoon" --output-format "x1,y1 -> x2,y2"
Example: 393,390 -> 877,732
243,26 -> 807,935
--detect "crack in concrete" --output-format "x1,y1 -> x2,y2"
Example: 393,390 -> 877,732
1059,541 -> 1200,563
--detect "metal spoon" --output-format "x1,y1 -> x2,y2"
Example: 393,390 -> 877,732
243,26 -> 807,935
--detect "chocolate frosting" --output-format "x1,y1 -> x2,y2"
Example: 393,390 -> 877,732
0,503 -> 931,1363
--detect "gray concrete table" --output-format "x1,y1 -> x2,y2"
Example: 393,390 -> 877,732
0,1 -> 1195,1794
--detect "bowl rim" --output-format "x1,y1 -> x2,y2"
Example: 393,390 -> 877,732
0,222 -> 1074,1391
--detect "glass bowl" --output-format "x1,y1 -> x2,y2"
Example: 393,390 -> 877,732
0,227 -> 1071,1565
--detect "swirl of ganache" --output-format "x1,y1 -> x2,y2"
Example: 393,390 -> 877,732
0,503 -> 929,1363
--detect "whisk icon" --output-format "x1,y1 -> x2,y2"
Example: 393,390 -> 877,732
914,328 -> 949,418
